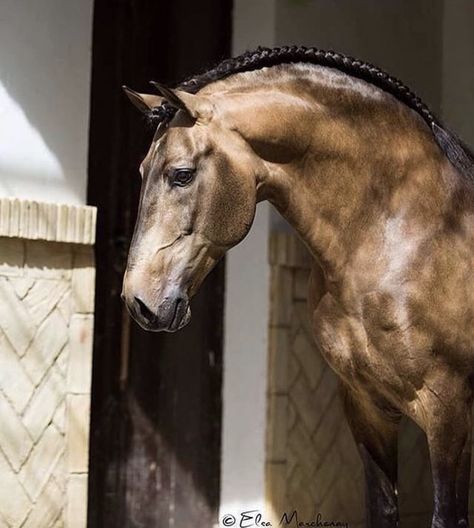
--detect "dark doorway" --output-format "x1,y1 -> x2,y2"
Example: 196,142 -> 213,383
86,1 -> 232,527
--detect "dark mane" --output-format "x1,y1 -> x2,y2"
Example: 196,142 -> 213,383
150,46 -> 474,182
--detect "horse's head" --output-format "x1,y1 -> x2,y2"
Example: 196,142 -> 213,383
122,85 -> 260,332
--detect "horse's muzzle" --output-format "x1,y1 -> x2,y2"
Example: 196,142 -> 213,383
125,292 -> 191,332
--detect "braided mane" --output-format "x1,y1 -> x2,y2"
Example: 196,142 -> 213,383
150,45 -> 474,182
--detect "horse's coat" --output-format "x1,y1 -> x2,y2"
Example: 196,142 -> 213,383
122,47 -> 474,528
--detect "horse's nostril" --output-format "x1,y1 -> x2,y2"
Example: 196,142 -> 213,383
134,296 -> 155,323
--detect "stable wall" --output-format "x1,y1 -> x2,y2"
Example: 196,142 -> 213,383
442,0 -> 474,146
266,1 -> 474,524
0,0 -> 94,204
0,200 -> 96,528
225,0 -> 473,524
220,0 -> 275,520
0,2 -> 96,526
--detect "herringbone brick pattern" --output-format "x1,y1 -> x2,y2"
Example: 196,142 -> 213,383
266,260 -> 364,527
286,304 -> 364,526
0,238 -> 94,528
266,233 -> 474,528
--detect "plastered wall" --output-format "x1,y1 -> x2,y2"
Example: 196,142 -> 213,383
0,0 -> 94,204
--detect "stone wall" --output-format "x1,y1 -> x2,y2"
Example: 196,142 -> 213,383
265,232 -> 473,528
265,233 -> 364,528
0,198 -> 96,528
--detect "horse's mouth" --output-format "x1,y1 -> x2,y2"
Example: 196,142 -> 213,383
126,293 -> 191,333
166,298 -> 191,332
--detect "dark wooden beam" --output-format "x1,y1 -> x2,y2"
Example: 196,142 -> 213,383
87,1 -> 231,526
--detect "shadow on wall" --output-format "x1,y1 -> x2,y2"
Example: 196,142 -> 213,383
0,0 -> 93,204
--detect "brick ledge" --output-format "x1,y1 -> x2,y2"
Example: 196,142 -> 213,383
0,198 -> 96,245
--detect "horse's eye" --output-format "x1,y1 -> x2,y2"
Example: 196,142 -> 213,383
171,168 -> 195,187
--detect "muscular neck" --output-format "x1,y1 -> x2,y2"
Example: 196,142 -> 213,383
219,65 -> 448,287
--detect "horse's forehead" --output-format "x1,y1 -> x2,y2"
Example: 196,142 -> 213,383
157,124 -> 210,158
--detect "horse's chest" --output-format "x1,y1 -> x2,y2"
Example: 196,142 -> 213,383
310,291 -> 422,402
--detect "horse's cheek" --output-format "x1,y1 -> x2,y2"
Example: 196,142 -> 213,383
206,171 -> 256,247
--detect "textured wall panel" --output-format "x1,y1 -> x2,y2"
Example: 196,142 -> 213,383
265,233 -> 473,528
0,219 -> 95,528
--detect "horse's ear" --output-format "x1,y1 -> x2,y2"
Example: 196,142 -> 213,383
150,82 -> 212,122
122,86 -> 164,113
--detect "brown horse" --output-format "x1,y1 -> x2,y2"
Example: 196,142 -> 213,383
121,47 -> 474,527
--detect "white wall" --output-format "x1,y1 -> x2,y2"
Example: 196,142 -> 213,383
0,0 -> 94,205
219,0 -> 275,521
221,204 -> 271,519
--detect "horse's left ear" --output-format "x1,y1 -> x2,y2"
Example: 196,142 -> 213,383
122,86 -> 164,113
150,82 -> 213,122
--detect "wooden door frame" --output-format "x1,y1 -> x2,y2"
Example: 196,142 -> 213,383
86,1 -> 232,526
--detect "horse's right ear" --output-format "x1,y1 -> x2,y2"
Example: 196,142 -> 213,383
122,86 -> 163,113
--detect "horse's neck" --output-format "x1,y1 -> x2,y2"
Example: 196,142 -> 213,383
234,73 -> 451,285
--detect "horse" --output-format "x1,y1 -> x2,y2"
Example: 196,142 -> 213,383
121,46 -> 474,528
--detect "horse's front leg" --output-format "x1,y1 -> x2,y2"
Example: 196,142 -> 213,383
456,422 -> 472,528
417,376 -> 472,528
341,383 -> 401,528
